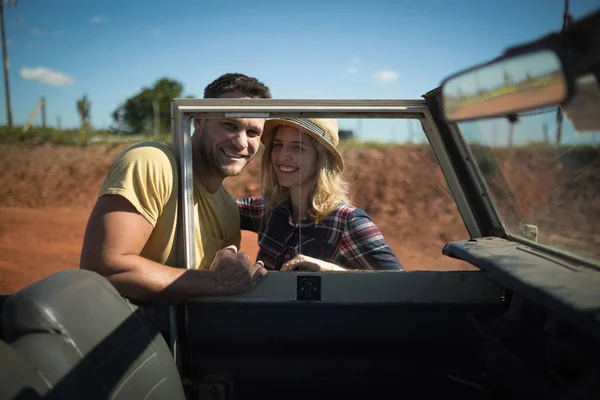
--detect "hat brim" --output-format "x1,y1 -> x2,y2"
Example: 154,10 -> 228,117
261,119 -> 345,172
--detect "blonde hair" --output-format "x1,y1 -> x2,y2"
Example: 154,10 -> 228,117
260,127 -> 350,224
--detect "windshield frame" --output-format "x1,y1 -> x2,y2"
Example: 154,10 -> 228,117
171,98 -> 484,271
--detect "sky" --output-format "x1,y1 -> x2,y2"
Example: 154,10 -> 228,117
1,0 -> 599,143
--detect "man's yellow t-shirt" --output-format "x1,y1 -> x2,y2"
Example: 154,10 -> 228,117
98,141 -> 241,269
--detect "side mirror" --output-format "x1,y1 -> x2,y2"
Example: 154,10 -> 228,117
440,49 -> 570,122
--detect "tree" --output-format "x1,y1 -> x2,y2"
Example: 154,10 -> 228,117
112,77 -> 193,135
0,0 -> 18,127
77,95 -> 91,128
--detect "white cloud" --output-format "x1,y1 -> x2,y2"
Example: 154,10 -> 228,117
91,16 -> 107,24
20,67 -> 75,86
344,66 -> 359,75
373,70 -> 399,83
28,27 -> 61,37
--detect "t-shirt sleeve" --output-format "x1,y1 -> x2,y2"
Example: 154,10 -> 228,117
224,229 -> 242,251
236,196 -> 265,232
98,143 -> 175,227
339,208 -> 404,271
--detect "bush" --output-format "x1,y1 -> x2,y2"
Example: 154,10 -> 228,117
470,145 -> 498,176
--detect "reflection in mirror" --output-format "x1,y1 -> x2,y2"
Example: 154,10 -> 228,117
225,118 -> 477,272
442,50 -> 568,121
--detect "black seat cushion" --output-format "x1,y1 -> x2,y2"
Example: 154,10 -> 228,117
1,269 -> 185,400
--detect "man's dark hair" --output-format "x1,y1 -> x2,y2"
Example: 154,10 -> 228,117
204,73 -> 272,99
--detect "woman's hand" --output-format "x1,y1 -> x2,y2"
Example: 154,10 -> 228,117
281,254 -> 347,272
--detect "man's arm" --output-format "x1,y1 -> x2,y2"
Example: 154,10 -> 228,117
80,194 -> 267,303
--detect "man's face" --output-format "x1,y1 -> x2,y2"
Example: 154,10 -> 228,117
193,92 -> 265,177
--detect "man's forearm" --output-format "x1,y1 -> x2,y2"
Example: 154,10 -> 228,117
81,254 -> 224,303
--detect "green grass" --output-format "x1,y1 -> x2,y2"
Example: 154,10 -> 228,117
0,127 -> 428,149
0,125 -> 171,146
521,141 -> 600,153
0,126 -> 97,146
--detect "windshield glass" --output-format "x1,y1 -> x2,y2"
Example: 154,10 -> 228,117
227,117 -> 475,272
457,106 -> 600,263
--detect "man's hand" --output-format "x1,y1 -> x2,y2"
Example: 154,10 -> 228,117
209,245 -> 268,294
281,254 -> 347,272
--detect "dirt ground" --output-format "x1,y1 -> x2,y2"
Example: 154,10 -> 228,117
1,141 -> 597,294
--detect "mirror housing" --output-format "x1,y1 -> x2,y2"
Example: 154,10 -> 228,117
440,49 -> 571,122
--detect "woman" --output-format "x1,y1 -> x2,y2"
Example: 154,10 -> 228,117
237,117 -> 403,272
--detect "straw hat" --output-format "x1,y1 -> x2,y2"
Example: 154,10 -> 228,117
261,117 -> 345,171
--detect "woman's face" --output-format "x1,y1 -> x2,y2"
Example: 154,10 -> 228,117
270,125 -> 319,190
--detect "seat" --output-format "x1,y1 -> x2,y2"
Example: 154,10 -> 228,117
0,269 -> 185,400
0,339 -> 48,399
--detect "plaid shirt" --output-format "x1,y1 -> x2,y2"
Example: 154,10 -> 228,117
236,197 -> 403,271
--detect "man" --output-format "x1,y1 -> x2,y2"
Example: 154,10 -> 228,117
80,73 -> 270,303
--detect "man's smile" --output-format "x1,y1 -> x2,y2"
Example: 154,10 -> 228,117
222,148 -> 245,159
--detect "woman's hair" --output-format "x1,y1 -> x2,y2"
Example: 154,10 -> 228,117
260,127 -> 351,223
